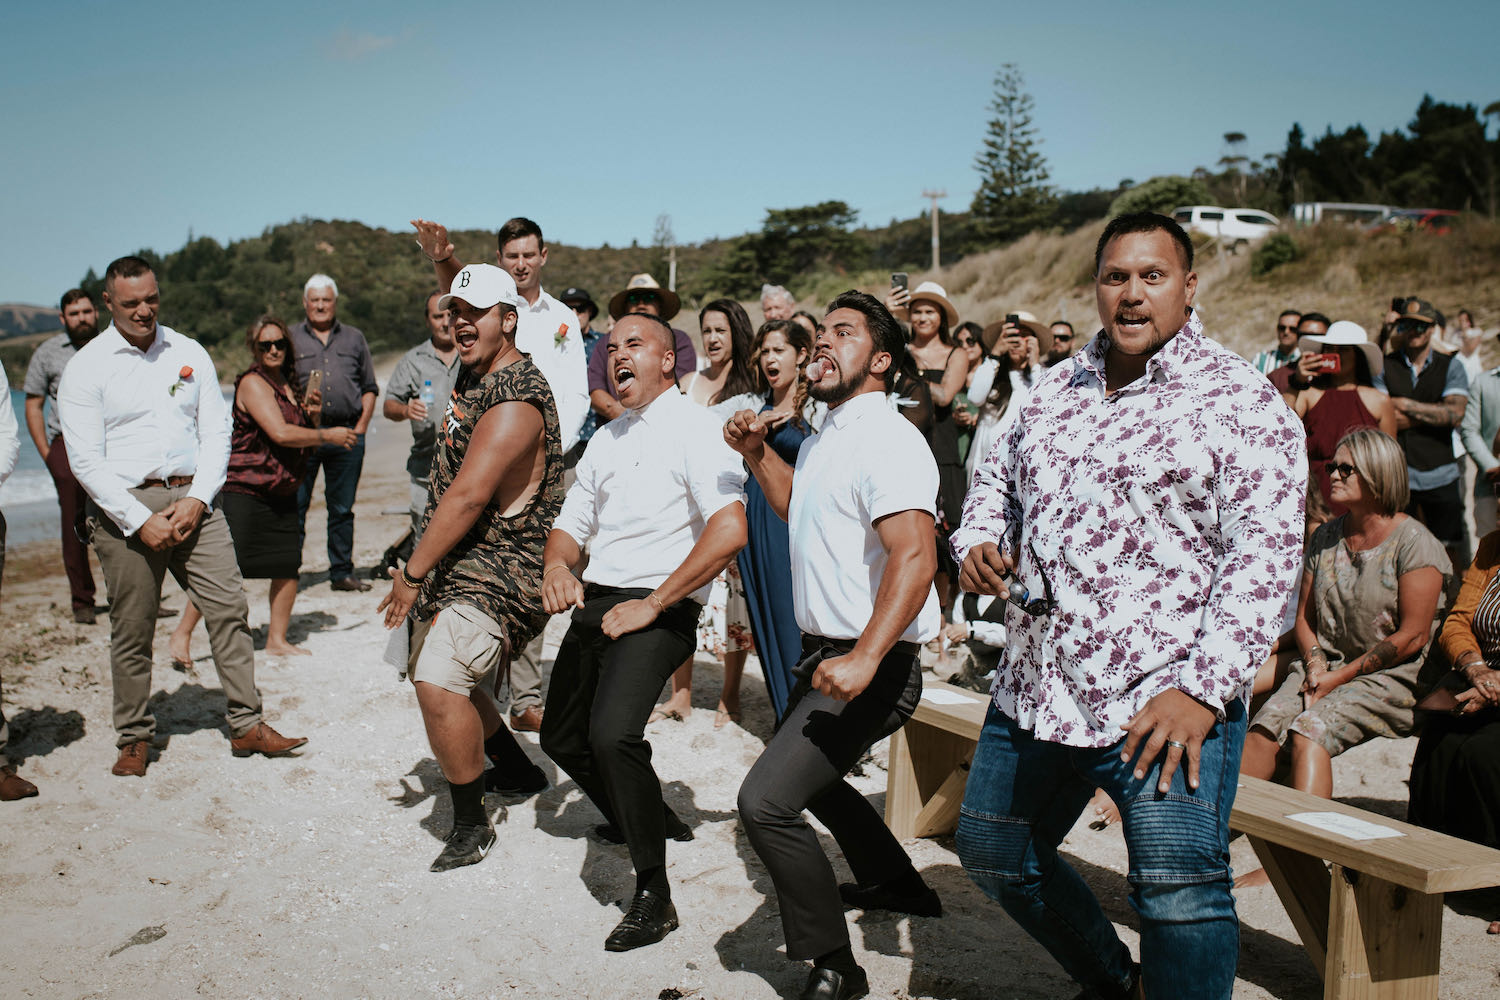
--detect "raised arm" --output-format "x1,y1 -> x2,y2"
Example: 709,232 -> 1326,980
411,218 -> 463,291
724,408 -> 794,520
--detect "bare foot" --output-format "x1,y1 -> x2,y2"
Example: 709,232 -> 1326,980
1087,788 -> 1121,830
264,642 -> 311,657
653,693 -> 692,723
1234,867 -> 1271,889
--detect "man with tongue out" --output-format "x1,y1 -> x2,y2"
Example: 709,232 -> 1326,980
951,213 -> 1306,999
539,312 -> 748,952
725,290 -> 943,1000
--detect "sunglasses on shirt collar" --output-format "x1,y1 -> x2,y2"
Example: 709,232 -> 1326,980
1007,542 -> 1057,618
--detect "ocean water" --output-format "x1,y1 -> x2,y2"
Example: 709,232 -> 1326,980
2,388 -> 61,545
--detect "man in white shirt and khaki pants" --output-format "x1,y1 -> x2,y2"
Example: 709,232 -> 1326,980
539,312 -> 747,954
725,291 -> 942,1000
58,256 -> 306,778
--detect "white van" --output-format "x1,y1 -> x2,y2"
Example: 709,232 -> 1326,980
1171,206 -> 1280,251
1289,202 -> 1394,227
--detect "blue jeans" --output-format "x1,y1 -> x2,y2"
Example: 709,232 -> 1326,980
297,434 -> 365,579
956,700 -> 1246,999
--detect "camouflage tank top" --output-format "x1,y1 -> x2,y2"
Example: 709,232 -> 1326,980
410,354 -> 563,648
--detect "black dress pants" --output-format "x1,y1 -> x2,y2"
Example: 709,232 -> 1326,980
738,636 -> 924,960
540,585 -> 699,878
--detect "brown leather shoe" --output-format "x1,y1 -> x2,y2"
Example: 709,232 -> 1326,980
111,740 -> 149,777
230,722 -> 308,758
0,765 -> 38,800
330,576 -> 371,592
509,706 -> 543,733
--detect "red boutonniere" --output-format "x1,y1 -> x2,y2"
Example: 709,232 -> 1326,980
170,365 -> 193,396
554,322 -> 569,348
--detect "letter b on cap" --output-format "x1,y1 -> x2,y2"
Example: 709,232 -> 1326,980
458,270 -> 471,288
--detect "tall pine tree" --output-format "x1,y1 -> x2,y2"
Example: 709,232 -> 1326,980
971,64 -> 1055,243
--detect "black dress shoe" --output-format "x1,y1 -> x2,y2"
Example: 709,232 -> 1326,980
593,817 -> 694,844
330,576 -> 372,592
484,761 -> 547,796
603,890 -> 678,952
430,821 -> 496,872
838,879 -> 942,917
800,965 -> 869,1000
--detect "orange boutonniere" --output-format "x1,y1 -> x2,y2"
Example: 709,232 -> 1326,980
170,365 -> 193,396
554,322 -> 569,348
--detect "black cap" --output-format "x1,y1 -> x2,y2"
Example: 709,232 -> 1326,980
1400,298 -> 1438,326
559,287 -> 599,321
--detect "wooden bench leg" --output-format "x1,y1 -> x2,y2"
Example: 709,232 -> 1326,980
1323,865 -> 1442,1000
884,722 -> 977,840
1249,836 -> 1331,976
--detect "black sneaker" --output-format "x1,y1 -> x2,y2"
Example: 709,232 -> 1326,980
593,817 -> 694,845
838,880 -> 942,917
603,890 -> 679,952
484,762 -> 547,796
430,821 -> 496,872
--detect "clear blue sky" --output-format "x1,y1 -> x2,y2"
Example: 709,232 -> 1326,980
2,0 -> 1494,306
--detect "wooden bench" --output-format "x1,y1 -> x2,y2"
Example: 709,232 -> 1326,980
1232,775 -> 1500,999
882,684 -> 1500,998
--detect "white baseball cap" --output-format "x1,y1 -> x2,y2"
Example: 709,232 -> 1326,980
437,264 -> 520,312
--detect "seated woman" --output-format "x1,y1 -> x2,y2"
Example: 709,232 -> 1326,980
1241,428 -> 1447,799
1408,531 -> 1500,935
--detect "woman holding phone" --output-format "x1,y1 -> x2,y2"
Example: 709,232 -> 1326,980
1286,321 -> 1396,523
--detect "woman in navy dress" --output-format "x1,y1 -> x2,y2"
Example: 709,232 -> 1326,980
736,319 -> 822,719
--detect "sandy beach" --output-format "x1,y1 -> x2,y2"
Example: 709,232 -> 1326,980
2,360 -> 1498,999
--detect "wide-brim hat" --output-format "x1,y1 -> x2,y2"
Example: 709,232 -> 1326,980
559,286 -> 599,321
436,264 -> 520,312
907,281 -> 960,327
1298,320 -> 1382,377
981,310 -> 1053,357
608,273 -> 680,321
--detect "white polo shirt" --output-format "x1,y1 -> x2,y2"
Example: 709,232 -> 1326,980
57,323 -> 231,535
554,387 -> 746,603
516,287 -> 589,453
789,390 -> 941,643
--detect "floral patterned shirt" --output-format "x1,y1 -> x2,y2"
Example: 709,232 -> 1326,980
951,312 -> 1308,747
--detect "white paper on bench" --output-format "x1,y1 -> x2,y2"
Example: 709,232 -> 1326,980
921,688 -> 980,705
1286,811 -> 1405,841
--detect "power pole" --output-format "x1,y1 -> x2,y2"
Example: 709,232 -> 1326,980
922,188 -> 946,272
668,245 -> 677,292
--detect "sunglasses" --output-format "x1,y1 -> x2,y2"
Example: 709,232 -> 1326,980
1395,318 -> 1431,333
625,291 -> 659,305
1324,461 -> 1359,480
1054,334 -> 1074,343
1008,542 -> 1057,618
956,337 -> 976,347
1277,323 -> 1299,333
256,338 -> 289,353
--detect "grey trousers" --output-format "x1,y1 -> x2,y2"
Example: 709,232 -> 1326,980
507,633 -> 546,715
90,484 -> 262,745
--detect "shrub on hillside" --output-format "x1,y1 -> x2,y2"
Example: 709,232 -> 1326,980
1108,176 -> 1212,217
1251,234 -> 1300,277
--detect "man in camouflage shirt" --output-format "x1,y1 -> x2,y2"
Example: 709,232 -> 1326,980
378,263 -> 563,873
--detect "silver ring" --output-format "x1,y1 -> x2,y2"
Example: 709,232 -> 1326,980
1165,740 -> 1188,751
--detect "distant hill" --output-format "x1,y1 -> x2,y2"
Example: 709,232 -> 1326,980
0,303 -> 58,340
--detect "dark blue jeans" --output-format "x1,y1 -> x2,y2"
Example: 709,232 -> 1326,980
296,434 -> 365,580
955,699 -> 1246,1000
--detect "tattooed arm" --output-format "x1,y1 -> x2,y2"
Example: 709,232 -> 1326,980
1303,564 -> 1445,704
1391,393 -> 1466,429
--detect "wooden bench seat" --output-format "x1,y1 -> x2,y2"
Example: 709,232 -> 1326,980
882,683 -> 1500,998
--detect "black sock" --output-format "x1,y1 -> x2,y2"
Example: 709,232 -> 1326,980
884,866 -> 928,897
636,865 -> 670,898
484,726 -> 537,772
450,776 -> 487,828
814,944 -> 858,976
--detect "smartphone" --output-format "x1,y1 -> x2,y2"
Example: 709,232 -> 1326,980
1314,353 -> 1341,374
890,272 -> 908,294
1006,313 -> 1021,325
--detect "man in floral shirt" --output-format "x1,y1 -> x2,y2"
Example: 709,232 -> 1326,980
951,213 -> 1306,999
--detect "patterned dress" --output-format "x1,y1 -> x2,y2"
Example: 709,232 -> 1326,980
409,356 -> 564,650
1252,515 -> 1448,756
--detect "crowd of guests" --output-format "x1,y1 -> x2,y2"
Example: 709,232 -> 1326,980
3,210 -> 1500,996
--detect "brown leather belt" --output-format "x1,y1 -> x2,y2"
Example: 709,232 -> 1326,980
138,475 -> 194,489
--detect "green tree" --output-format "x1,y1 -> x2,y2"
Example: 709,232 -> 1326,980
970,63 -> 1055,243
1108,176 -> 1212,217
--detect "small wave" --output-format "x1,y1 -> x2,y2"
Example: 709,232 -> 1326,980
0,469 -> 59,507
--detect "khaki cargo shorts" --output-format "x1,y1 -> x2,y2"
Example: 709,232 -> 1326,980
408,604 -> 512,697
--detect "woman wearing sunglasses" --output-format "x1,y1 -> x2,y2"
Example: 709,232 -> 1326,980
169,316 -> 355,665
1240,428 -> 1447,817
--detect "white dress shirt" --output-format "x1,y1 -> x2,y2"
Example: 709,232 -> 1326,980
57,323 -> 231,535
554,387 -> 746,603
0,362 -> 19,485
788,390 -> 942,644
516,288 -> 589,453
